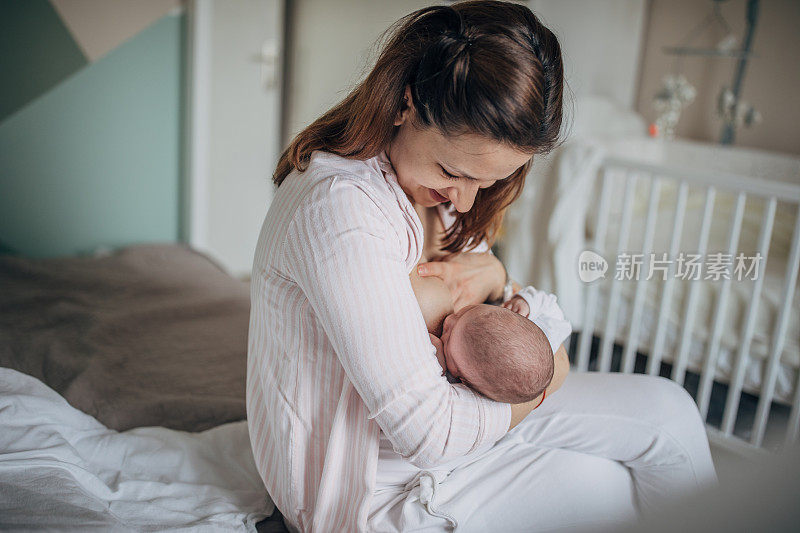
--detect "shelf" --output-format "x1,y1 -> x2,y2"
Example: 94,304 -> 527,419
662,46 -> 756,59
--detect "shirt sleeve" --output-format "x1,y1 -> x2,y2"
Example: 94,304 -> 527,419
281,176 -> 511,468
515,286 -> 573,355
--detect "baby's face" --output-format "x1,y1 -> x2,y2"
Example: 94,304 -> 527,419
440,304 -> 499,381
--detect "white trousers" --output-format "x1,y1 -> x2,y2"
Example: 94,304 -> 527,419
368,372 -> 718,532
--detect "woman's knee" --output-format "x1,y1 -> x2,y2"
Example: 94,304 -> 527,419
631,376 -> 716,480
598,374 -> 712,462
565,372 -> 705,430
640,376 -> 705,430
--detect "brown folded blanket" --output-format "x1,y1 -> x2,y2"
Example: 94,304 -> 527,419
0,243 -> 251,432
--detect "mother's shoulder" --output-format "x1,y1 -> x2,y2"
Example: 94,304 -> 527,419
295,150 -> 397,205
277,150 -> 413,235
308,150 -> 383,185
281,151 -> 389,210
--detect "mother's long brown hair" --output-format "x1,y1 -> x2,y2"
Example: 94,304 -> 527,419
273,0 -> 566,252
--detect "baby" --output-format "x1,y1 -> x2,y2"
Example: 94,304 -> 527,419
430,287 -> 572,404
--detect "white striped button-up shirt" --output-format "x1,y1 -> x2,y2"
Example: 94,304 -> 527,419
246,149 -> 511,532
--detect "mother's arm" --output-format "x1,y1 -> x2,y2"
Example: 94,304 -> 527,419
282,178 -> 511,468
509,343 -> 569,430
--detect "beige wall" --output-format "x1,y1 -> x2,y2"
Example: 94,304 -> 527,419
285,0 -> 646,146
636,0 -> 800,155
285,0 -> 433,143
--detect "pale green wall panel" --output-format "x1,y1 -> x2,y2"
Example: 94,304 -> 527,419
0,13 -> 183,257
0,0 -> 88,122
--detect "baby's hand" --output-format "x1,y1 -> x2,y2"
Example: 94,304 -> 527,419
429,332 -> 446,376
502,295 -> 530,317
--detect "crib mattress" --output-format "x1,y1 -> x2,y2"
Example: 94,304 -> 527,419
588,262 -> 799,404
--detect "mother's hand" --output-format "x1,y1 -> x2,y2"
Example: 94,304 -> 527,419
416,251 -> 506,311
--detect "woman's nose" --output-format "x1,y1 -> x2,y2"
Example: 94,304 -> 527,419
449,182 -> 481,213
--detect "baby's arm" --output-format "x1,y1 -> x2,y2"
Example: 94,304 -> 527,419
505,286 -> 572,356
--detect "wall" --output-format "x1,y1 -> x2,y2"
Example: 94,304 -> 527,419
285,0 -> 646,146
285,0 -> 430,143
527,0 -> 646,110
0,0 -> 87,122
636,0 -> 800,155
187,0 -> 284,278
0,0 -> 184,257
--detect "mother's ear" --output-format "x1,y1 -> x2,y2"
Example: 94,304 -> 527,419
394,85 -> 415,126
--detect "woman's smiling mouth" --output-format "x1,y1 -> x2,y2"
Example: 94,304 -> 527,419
429,189 -> 448,203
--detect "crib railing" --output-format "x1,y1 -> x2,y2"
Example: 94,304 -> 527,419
571,156 -> 800,453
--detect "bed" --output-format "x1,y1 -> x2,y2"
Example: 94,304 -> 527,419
0,244 -> 281,531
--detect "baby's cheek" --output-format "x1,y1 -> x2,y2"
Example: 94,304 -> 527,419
435,342 -> 447,372
445,343 -> 467,377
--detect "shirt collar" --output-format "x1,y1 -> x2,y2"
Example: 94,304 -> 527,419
375,148 -> 394,176
373,149 -> 406,198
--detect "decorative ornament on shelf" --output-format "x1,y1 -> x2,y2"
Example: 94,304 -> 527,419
652,74 -> 697,140
660,0 -> 761,145
717,86 -> 762,132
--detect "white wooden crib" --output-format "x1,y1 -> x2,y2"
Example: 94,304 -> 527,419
502,136 -> 800,455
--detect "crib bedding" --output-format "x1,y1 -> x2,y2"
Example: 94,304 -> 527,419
586,218 -> 800,401
0,244 -> 278,530
590,275 -> 799,404
586,160 -> 800,403
503,135 -> 800,404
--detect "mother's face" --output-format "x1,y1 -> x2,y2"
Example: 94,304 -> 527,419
386,86 -> 533,213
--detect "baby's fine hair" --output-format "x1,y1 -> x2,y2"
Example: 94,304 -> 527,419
460,307 -> 555,404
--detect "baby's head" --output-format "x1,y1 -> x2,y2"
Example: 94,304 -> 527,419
441,304 -> 554,404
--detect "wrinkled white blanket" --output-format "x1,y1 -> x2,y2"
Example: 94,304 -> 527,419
0,368 -> 273,531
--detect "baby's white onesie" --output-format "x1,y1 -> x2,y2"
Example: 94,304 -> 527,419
511,286 -> 573,355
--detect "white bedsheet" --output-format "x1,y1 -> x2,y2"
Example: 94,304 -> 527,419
0,368 -> 274,531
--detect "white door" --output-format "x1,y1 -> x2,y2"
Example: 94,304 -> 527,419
186,0 -> 284,278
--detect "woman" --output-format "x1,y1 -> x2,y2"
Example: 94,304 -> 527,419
246,2 -> 717,531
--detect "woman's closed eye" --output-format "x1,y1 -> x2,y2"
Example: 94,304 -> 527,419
440,165 -> 497,187
441,168 -> 461,181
